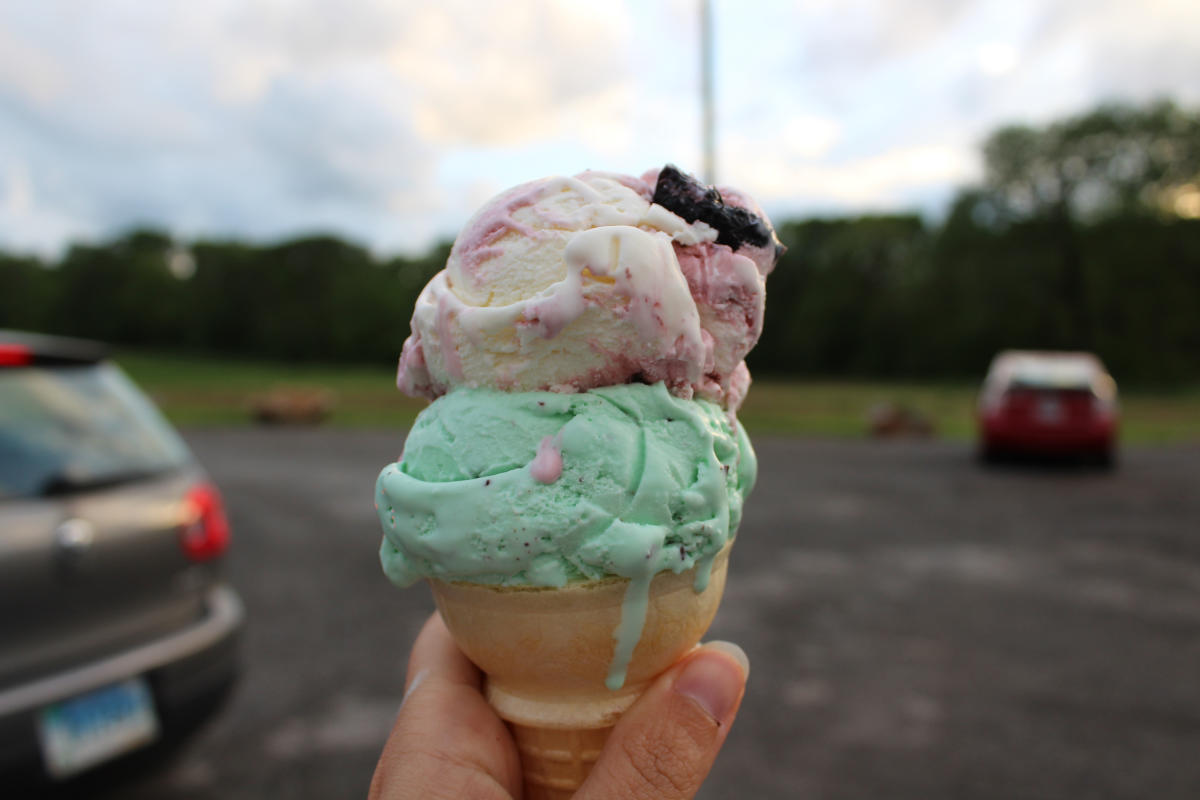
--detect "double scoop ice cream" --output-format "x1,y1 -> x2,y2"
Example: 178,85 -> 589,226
375,165 -> 780,797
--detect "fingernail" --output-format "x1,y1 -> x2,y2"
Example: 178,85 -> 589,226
673,642 -> 749,723
401,668 -> 428,707
704,641 -> 750,680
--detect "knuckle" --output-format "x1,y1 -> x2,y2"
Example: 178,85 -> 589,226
618,727 -> 706,798
375,717 -> 510,800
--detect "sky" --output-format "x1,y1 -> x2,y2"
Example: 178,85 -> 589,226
1,0 -> 1199,258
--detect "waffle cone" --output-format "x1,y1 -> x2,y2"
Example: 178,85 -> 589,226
429,542 -> 731,798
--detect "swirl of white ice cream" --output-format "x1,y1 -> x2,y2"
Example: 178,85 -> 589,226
398,172 -> 719,400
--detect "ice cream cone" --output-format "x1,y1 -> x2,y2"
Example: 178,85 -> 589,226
428,542 -> 732,798
504,724 -> 610,800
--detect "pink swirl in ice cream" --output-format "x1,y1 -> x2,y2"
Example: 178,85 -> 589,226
646,169 -> 781,410
397,167 -> 781,410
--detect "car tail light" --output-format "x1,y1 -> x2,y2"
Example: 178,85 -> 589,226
180,483 -> 231,561
0,343 -> 32,367
1092,393 -> 1116,419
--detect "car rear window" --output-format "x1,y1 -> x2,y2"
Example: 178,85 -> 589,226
0,361 -> 192,500
1008,381 -> 1096,396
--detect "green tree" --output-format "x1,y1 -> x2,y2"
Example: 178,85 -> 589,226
753,215 -> 930,377
935,100 -> 1200,368
977,100 -> 1200,224
0,253 -> 55,332
53,230 -> 189,346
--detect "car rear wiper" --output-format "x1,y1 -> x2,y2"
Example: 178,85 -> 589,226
39,468 -> 162,497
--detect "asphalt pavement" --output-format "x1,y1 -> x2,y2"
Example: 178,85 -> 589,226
80,430 -> 1200,799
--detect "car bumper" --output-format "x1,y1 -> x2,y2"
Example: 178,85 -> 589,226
0,583 -> 243,775
981,423 -> 1115,455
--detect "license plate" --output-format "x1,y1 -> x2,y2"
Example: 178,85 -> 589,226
37,677 -> 160,779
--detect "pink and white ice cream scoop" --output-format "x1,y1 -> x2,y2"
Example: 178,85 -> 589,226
396,166 -> 782,411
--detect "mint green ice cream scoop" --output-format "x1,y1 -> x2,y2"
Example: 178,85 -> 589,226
375,381 -> 755,690
376,381 -> 755,592
374,379 -> 753,585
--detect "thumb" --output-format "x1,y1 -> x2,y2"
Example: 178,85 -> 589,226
577,641 -> 749,800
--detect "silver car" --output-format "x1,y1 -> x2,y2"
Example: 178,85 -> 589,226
0,330 -> 243,782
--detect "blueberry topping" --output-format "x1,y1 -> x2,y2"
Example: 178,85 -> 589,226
652,164 -> 772,250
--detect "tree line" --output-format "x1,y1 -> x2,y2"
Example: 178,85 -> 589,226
2,100 -> 1198,386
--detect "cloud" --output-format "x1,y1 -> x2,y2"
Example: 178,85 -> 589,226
1,0 -> 1199,256
389,1 -> 633,146
976,43 -> 1019,77
726,137 -> 978,217
0,2 -> 437,253
0,1 -> 644,254
1,161 -> 32,214
788,0 -> 971,100
1027,0 -> 1200,105
0,25 -> 67,107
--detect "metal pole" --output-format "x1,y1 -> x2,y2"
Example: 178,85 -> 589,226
701,0 -> 715,184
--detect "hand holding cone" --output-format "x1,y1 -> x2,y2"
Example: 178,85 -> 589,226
370,612 -> 748,800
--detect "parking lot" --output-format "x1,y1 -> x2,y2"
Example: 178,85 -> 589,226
75,430 -> 1200,799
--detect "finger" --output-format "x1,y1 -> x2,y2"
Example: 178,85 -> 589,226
577,641 -> 749,800
369,612 -> 522,800
403,611 -> 481,696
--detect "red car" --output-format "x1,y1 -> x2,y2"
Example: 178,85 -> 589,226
977,350 -> 1118,466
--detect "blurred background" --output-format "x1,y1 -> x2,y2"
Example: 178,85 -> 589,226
1,1 -> 1199,798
